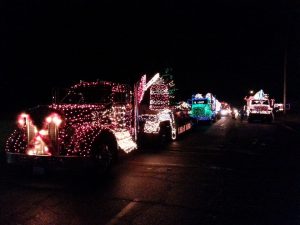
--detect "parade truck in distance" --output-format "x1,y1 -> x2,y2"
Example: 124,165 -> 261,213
137,74 -> 192,141
189,93 -> 221,123
220,101 -> 232,117
244,89 -> 274,122
5,80 -> 138,171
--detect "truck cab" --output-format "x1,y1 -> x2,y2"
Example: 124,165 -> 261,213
245,90 -> 274,122
189,93 -> 218,123
5,80 -> 137,170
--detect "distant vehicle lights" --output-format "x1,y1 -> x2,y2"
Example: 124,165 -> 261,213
221,109 -> 229,116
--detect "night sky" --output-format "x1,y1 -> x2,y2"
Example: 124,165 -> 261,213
1,0 -> 300,118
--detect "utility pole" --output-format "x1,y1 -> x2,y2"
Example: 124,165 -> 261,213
283,46 -> 287,115
283,12 -> 289,115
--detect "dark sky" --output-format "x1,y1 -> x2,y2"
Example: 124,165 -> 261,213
1,0 -> 300,118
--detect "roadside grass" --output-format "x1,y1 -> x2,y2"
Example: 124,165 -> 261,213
284,112 -> 300,123
276,111 -> 300,122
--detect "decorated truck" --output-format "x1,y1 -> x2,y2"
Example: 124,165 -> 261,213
189,93 -> 221,123
5,80 -> 138,171
137,73 -> 192,141
5,73 -> 192,170
244,89 -> 274,122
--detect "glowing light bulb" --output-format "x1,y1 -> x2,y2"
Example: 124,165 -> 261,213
20,113 -> 28,118
36,136 -> 42,141
46,116 -> 52,123
39,129 -> 48,136
27,149 -> 35,155
53,116 -> 62,126
18,119 -> 25,126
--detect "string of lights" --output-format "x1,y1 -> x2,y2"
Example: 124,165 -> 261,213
6,81 -> 137,158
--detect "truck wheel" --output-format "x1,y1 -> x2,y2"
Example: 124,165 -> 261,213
91,135 -> 118,173
212,116 -> 216,123
248,116 -> 253,123
159,121 -> 177,141
267,115 -> 273,123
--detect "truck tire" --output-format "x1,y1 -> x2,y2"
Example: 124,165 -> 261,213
91,133 -> 118,173
159,121 -> 176,141
211,115 -> 216,123
267,115 -> 273,123
248,115 -> 253,123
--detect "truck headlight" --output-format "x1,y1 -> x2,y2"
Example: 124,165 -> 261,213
17,113 -> 30,127
45,113 -> 62,126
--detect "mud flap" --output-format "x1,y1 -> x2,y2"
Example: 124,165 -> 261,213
114,130 -> 137,153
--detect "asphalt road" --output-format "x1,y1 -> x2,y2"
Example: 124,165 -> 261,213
0,117 -> 300,225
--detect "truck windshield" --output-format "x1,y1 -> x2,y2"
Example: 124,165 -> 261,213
251,100 -> 269,105
59,86 -> 112,104
193,99 -> 208,104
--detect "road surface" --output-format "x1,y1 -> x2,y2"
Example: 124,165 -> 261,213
0,117 -> 299,225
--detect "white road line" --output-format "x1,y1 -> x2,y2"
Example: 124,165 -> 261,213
128,161 -> 235,171
168,150 -> 223,155
169,146 -> 222,151
281,124 -> 296,132
127,161 -> 202,168
105,199 -> 138,225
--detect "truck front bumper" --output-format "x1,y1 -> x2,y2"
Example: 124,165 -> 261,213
192,116 -> 213,121
249,113 -> 273,120
6,152 -> 96,169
